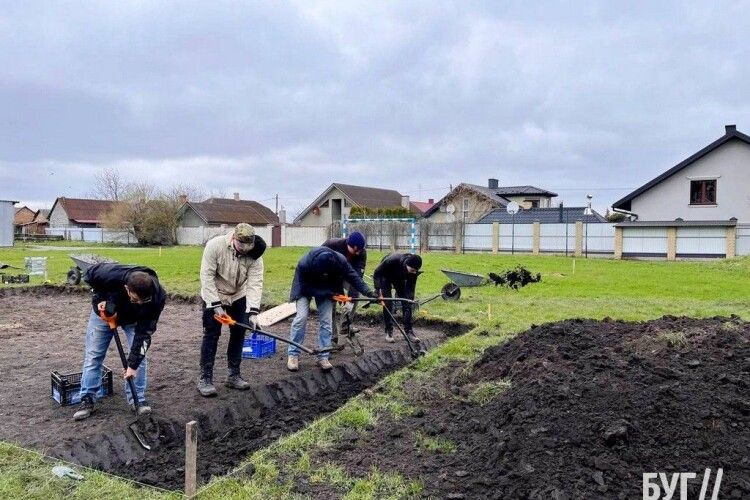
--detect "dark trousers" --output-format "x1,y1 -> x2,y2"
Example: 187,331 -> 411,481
200,297 -> 247,376
375,278 -> 413,334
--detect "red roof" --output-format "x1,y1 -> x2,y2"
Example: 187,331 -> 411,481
183,198 -> 279,225
52,197 -> 118,224
410,201 -> 435,214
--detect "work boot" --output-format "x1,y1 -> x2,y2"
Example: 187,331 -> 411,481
197,375 -> 217,397
406,331 -> 421,343
350,326 -> 361,334
130,401 -> 152,416
73,394 -> 96,421
225,373 -> 251,390
317,358 -> 333,371
287,356 -> 299,372
385,331 -> 395,343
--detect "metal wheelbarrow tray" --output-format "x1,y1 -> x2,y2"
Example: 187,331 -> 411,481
68,254 -> 118,285
440,269 -> 487,287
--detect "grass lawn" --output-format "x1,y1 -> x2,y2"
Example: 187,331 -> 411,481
1,242 -> 749,499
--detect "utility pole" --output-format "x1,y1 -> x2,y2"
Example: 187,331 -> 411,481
275,194 -> 279,215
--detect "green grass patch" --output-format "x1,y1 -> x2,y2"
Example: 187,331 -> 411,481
413,432 -> 457,454
658,331 -> 689,348
343,468 -> 422,500
467,380 -> 512,405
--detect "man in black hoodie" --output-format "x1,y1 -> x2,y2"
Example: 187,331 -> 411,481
73,263 -> 167,421
373,253 -> 422,343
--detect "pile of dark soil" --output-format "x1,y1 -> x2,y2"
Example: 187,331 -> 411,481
309,316 -> 749,499
488,266 -> 541,289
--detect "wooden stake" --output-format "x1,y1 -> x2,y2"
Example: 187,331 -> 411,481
159,246 -> 162,257
572,258 -> 576,275
487,303 -> 492,320
185,420 -> 198,498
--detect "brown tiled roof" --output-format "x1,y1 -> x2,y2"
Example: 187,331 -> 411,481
334,183 -> 403,208
53,197 -> 117,223
186,198 -> 279,225
13,206 -> 36,225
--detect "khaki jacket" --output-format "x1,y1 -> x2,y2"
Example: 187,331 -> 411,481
200,233 -> 265,313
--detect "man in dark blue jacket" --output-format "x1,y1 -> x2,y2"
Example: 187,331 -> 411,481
73,263 -> 167,421
322,231 -> 367,345
287,247 -> 376,372
373,253 -> 422,343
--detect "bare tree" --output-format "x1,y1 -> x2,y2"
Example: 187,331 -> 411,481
90,167 -> 130,201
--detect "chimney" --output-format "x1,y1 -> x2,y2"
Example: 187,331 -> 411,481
428,198 -> 434,204
178,194 -> 188,205
233,192 -> 240,201
725,124 -> 737,135
279,207 -> 287,224
401,195 -> 410,208
488,178 -> 499,189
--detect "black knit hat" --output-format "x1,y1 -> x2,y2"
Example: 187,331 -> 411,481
404,254 -> 422,270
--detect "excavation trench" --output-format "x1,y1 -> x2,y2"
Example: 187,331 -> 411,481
0,286 -> 467,490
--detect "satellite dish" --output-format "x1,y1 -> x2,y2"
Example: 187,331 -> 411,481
446,203 -> 456,214
506,201 -> 520,215
446,213 -> 456,223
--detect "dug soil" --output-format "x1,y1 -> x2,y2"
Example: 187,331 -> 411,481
0,286 -> 463,490
306,316 -> 750,499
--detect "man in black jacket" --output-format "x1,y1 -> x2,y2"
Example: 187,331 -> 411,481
322,231 -> 367,344
287,246 -> 377,372
73,263 -> 167,421
373,253 -> 422,343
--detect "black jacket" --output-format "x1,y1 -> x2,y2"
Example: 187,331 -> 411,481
373,253 -> 421,299
321,238 -> 367,276
290,247 -> 373,301
84,263 -> 167,370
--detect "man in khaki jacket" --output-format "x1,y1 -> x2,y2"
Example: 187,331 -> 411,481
197,223 -> 266,397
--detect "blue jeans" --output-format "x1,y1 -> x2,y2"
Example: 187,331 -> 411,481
288,297 -> 333,360
79,310 -> 147,405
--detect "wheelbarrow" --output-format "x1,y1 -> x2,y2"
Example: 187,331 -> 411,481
67,254 -> 117,285
440,269 -> 488,287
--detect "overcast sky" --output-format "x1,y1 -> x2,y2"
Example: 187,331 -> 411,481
2,1 -> 749,216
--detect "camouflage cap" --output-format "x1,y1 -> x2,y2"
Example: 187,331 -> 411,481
234,223 -> 256,244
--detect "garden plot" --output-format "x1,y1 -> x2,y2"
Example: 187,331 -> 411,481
0,287 -> 464,490
295,316 -> 750,499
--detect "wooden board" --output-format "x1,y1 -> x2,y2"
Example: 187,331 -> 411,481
257,302 -> 297,327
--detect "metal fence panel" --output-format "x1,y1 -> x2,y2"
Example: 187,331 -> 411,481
737,225 -> 750,256
582,223 -> 616,253
539,223 -> 577,253
622,227 -> 668,254
676,227 -> 726,255
283,226 -> 328,247
499,223 -> 533,251
0,201 -> 15,246
463,224 -> 493,251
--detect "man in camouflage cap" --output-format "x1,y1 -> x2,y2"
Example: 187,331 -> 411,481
197,223 -> 266,397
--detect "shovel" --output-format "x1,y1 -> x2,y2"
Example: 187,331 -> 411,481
214,313 -> 343,356
99,310 -> 154,451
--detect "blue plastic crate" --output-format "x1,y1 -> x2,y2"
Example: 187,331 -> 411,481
51,365 -> 113,406
242,332 -> 276,359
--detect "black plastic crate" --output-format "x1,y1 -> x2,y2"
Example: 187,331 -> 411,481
51,366 -> 113,406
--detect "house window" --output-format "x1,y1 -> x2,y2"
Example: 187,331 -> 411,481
690,180 -> 717,205
320,200 -> 330,208
525,199 -> 540,208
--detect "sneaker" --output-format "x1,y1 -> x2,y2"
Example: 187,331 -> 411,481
350,327 -> 361,334
225,373 -> 251,390
385,332 -> 395,343
406,332 -> 421,343
73,394 -> 96,421
317,358 -> 333,371
197,376 -> 218,397
287,356 -> 299,372
130,401 -> 152,416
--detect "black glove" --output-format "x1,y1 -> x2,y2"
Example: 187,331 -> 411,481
213,305 -> 226,316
